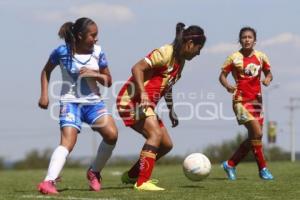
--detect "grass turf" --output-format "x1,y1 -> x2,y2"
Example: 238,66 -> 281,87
0,161 -> 299,200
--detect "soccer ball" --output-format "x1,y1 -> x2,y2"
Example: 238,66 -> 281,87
182,153 -> 211,181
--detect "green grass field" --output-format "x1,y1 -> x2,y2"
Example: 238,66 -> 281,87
1,162 -> 300,200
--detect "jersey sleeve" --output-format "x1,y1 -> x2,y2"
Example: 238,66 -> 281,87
144,45 -> 172,68
49,45 -> 69,66
98,51 -> 108,69
221,55 -> 233,73
261,52 -> 271,71
49,47 -> 61,66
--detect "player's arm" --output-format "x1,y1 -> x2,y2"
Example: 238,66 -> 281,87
79,50 -> 112,87
262,69 -> 273,87
132,59 -> 152,108
79,67 -> 112,87
164,88 -> 174,110
39,59 -> 57,109
261,53 -> 273,86
219,71 -> 236,93
164,88 -> 179,127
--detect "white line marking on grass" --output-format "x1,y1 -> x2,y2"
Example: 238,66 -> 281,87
110,171 -> 122,176
21,195 -> 119,200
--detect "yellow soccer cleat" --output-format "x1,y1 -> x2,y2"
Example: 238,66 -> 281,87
121,171 -> 137,184
134,180 -> 165,191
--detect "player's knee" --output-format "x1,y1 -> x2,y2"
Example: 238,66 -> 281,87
61,143 -> 75,153
103,127 -> 118,145
168,142 -> 173,151
253,132 -> 263,140
163,142 -> 173,153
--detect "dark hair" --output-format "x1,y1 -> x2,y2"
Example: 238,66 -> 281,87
173,22 -> 206,58
58,17 -> 96,55
239,26 -> 257,43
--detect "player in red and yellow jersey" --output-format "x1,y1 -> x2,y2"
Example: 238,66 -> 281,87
219,27 -> 274,180
117,23 -> 206,191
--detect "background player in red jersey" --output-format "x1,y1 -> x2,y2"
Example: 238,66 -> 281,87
219,27 -> 274,180
117,22 -> 206,190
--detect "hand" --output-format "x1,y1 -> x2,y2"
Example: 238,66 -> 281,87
38,96 -> 49,109
140,91 -> 151,108
262,78 -> 271,87
169,108 -> 179,128
79,67 -> 98,78
226,85 -> 236,93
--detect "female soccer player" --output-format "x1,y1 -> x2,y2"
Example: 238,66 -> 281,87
37,17 -> 118,194
117,22 -> 206,191
219,27 -> 274,180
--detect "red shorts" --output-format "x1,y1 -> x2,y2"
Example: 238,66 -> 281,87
233,101 -> 264,126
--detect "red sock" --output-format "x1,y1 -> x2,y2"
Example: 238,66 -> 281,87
228,139 -> 250,167
136,144 -> 158,186
250,140 -> 266,170
128,160 -> 140,178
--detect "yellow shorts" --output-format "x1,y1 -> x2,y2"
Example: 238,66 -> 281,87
118,105 -> 164,127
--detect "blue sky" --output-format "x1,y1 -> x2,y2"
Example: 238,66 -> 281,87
1,0 -> 300,161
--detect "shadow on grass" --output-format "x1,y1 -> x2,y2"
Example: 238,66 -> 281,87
209,177 -> 248,180
209,177 -> 230,180
102,185 -> 133,190
14,185 -> 132,194
57,185 -> 133,192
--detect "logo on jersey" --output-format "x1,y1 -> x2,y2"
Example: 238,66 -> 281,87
244,63 -> 261,77
65,113 -> 75,122
167,66 -> 174,73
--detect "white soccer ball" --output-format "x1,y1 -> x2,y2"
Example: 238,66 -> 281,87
182,153 -> 211,181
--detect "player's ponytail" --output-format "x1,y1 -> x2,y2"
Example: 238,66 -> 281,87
173,22 -> 186,58
58,22 -> 76,54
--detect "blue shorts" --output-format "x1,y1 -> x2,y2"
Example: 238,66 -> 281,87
59,101 -> 110,132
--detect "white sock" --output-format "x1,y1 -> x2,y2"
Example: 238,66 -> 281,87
91,140 -> 115,173
45,145 -> 69,181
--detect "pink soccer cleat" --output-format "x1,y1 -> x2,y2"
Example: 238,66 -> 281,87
37,180 -> 58,195
86,168 -> 102,191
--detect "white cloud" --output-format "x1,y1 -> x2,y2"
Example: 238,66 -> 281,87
34,3 -> 134,24
261,32 -> 300,47
205,32 -> 300,54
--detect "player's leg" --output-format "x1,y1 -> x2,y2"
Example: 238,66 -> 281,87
128,116 -> 165,190
91,115 -> 118,171
222,102 -> 250,180
222,139 -> 250,180
122,124 -> 172,184
245,120 -> 273,180
156,126 -> 173,160
84,103 -> 118,191
38,103 -> 80,194
227,139 -> 251,167
38,127 -> 78,194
